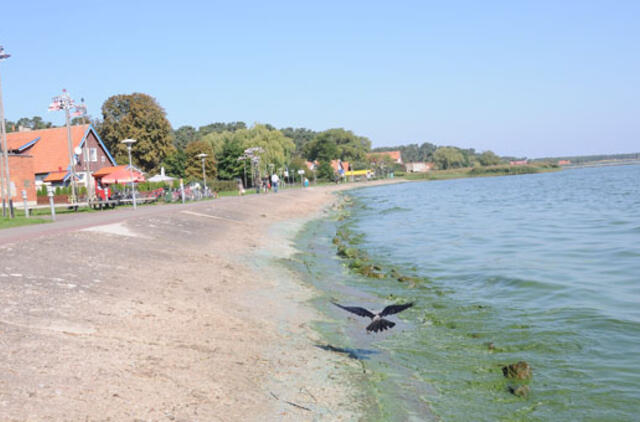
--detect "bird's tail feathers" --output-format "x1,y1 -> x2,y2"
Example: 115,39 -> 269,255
366,318 -> 396,333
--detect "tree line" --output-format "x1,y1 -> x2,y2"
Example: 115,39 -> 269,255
10,92 -> 595,182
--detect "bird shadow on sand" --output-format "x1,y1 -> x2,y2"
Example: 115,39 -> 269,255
315,344 -> 379,360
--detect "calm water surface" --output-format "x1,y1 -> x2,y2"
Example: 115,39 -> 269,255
293,165 -> 640,421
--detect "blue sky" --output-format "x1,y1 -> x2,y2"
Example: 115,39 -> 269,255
1,1 -> 638,157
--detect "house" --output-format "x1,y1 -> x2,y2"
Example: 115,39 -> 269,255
5,125 -> 117,202
405,162 -> 433,173
509,159 -> 528,166
367,150 -> 403,164
558,160 -> 571,166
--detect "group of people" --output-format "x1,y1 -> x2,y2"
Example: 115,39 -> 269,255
237,173 -> 312,196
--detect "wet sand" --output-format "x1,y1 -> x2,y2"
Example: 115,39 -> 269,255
0,182 -> 397,421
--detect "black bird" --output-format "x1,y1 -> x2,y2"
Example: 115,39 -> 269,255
332,302 -> 414,333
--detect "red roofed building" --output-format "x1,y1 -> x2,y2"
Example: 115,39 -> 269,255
367,150 -> 403,164
6,125 -> 117,191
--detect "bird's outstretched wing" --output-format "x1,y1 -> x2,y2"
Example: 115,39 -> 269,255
380,302 -> 414,317
332,302 -> 375,318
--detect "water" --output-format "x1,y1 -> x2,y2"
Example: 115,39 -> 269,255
290,165 -> 640,421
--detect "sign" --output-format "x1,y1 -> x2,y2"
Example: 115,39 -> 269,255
297,170 -> 305,175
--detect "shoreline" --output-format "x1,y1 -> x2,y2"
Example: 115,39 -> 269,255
0,180 -> 400,420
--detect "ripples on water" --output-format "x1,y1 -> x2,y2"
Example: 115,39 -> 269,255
300,165 -> 640,421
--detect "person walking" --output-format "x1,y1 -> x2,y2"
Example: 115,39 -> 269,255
271,173 -> 280,193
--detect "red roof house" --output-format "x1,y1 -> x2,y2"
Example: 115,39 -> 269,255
6,125 -> 117,186
367,151 -> 403,164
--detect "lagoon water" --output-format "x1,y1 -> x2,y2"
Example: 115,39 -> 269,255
293,165 -> 640,421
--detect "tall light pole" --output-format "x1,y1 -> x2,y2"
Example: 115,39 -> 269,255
0,45 -> 13,218
49,89 -> 84,207
122,139 -> 137,210
197,153 -> 208,193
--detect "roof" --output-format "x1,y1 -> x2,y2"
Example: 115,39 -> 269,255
100,166 -> 145,184
367,151 -> 403,163
93,165 -> 128,178
43,171 -> 68,182
6,125 -> 116,174
94,165 -> 145,184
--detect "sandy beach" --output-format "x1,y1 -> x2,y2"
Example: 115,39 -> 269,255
0,182 -> 396,421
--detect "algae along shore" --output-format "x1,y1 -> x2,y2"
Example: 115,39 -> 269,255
293,166 -> 640,421
0,180 -> 400,421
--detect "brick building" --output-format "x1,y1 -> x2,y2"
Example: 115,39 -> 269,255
3,125 -> 117,204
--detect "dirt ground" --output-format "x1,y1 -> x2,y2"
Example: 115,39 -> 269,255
0,182 -> 397,421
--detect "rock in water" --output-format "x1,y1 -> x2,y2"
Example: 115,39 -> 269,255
502,361 -> 532,379
508,384 -> 530,398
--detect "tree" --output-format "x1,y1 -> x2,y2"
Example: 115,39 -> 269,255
216,138 -> 245,180
6,116 -> 54,132
162,148 -> 187,178
306,128 -> 371,162
478,150 -> 501,166
98,93 -> 175,172
433,147 -> 465,170
204,124 -> 295,176
174,125 -> 198,150
198,122 -> 246,138
305,132 -> 339,181
280,127 -> 317,156
184,140 -> 216,181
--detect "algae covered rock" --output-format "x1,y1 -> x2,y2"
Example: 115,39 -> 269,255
502,361 -> 532,379
508,384 -> 530,398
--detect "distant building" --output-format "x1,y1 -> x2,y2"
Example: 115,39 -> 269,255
405,162 -> 433,173
367,151 -> 403,164
509,159 -> 528,166
558,160 -> 571,166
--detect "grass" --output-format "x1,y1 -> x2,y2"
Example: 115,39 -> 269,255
404,163 -> 561,181
0,215 -> 50,229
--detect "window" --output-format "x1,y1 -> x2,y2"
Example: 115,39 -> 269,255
90,148 -> 97,162
101,155 -> 106,163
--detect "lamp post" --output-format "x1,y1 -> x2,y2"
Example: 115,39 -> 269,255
197,153 -> 207,194
121,139 -> 137,210
48,89 -> 85,208
0,45 -> 14,218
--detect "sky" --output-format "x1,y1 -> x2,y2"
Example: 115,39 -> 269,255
1,0 -> 639,158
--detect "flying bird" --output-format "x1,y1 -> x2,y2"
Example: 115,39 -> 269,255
332,301 -> 414,333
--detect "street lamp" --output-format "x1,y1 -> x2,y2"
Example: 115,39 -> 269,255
121,139 -> 137,210
197,153 -> 208,194
48,89 -> 85,208
0,45 -> 14,218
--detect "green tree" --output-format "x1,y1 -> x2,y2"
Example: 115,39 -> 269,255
198,122 -> 246,137
306,128 -> 371,162
162,148 -> 187,179
216,138 -> 245,180
478,150 -> 502,166
99,93 -> 175,172
174,125 -> 198,150
184,140 -> 216,181
280,127 -> 317,156
6,116 -> 54,132
305,132 -> 339,180
433,147 -> 465,170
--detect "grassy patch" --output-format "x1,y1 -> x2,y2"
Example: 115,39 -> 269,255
404,164 -> 560,181
0,215 -> 50,229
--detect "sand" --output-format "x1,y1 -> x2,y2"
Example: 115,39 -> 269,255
0,181 -> 397,421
